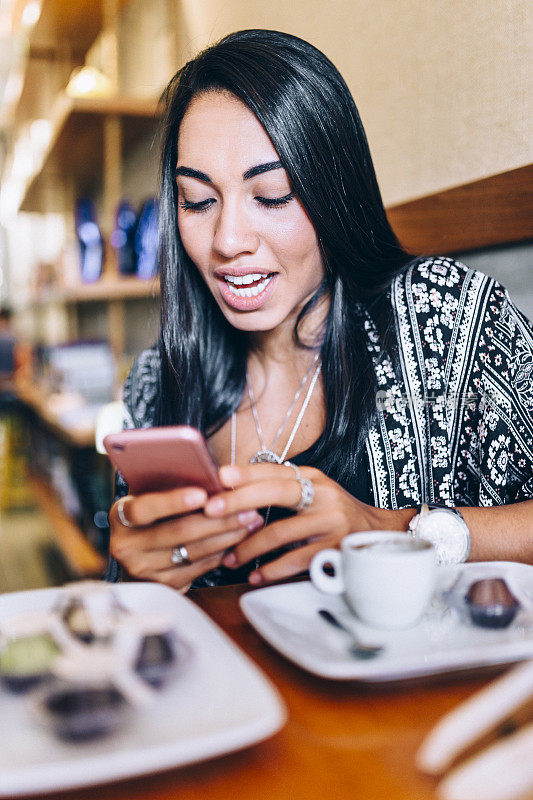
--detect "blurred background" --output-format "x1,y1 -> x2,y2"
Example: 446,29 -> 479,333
0,0 -> 530,593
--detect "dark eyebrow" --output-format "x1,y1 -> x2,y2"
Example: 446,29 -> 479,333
174,160 -> 283,183
242,161 -> 283,180
175,166 -> 212,183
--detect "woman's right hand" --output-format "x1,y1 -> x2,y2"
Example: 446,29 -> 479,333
108,487 -> 263,591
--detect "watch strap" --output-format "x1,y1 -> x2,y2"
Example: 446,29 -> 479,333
425,502 -> 466,523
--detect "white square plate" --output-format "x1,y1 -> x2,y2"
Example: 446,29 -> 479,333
0,582 -> 286,797
240,562 -> 533,681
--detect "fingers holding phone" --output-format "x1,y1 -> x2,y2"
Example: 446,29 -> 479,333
109,492 -> 263,589
115,485 -> 208,528
103,426 -> 263,590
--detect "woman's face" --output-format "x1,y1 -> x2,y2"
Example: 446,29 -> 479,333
175,91 -> 325,334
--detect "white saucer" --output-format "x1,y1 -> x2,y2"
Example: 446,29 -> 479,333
240,562 -> 533,681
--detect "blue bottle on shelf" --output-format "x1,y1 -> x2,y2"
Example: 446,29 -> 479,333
75,199 -> 103,283
111,201 -> 138,276
135,198 -> 159,280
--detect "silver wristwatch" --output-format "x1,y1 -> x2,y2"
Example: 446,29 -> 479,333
408,503 -> 471,566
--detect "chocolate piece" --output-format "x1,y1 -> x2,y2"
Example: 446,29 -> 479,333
61,600 -> 95,643
135,632 -> 176,688
465,578 -> 520,628
44,684 -> 127,741
55,582 -> 125,643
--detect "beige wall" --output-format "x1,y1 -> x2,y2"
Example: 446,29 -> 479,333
119,0 -> 179,97
174,0 -> 531,205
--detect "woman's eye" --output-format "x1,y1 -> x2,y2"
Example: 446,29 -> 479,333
255,192 -> 294,208
179,198 -> 215,214
179,193 -> 294,213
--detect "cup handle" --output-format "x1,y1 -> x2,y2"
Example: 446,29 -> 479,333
310,549 -> 344,594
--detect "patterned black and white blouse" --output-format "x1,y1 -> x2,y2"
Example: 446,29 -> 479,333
105,256 -> 533,584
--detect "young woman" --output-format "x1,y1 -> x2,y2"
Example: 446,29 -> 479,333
106,29 -> 533,590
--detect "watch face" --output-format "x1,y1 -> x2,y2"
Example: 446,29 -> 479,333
418,510 -> 470,565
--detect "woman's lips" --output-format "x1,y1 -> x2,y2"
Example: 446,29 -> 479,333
217,273 -> 277,311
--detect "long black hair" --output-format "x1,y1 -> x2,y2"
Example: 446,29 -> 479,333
157,29 -> 416,486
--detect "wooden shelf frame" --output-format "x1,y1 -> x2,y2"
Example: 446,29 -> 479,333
12,0 -> 128,57
20,92 -> 161,213
10,0 -> 130,127
16,381 -> 96,449
33,275 -> 160,306
29,475 -> 107,578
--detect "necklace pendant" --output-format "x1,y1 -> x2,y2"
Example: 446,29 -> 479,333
249,450 -> 283,465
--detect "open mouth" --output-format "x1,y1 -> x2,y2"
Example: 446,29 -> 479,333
222,273 -> 275,298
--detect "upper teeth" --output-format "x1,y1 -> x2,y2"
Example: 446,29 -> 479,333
224,274 -> 273,298
224,273 -> 268,285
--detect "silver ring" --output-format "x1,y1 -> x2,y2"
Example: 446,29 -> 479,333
117,496 -> 134,528
295,477 -> 314,511
284,462 -> 313,511
171,544 -> 191,567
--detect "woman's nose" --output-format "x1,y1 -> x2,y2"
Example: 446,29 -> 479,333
212,202 -> 259,259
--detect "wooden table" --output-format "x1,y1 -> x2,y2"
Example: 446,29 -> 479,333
28,584 -> 495,800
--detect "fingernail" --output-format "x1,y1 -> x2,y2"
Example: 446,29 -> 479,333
249,572 -> 263,585
238,510 -> 261,526
220,466 -> 240,484
223,552 -> 237,567
205,497 -> 225,514
185,489 -> 207,507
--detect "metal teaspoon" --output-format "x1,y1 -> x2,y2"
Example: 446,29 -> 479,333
318,609 -> 384,659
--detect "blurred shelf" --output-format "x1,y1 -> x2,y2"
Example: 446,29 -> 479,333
29,475 -> 106,579
20,92 -> 161,213
9,0 -> 131,128
14,0 -> 130,56
15,381 -> 96,448
34,276 -> 160,305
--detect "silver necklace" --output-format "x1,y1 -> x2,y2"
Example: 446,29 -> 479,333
248,352 -> 321,464
230,357 -> 321,533
230,353 -> 322,466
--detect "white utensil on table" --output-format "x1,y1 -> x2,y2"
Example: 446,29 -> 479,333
418,658 -> 533,800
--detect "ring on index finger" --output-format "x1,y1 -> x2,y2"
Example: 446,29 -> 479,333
284,461 -> 314,512
294,477 -> 314,511
117,496 -> 134,528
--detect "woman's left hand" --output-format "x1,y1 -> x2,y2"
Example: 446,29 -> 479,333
203,463 -> 413,585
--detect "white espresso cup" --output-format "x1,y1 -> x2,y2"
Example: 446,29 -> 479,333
310,531 -> 436,629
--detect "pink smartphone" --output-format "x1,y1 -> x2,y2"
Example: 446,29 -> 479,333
103,425 -> 223,496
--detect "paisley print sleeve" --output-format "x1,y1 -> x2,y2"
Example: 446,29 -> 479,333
372,256 -> 533,511
122,346 -> 160,429
457,283 -> 533,504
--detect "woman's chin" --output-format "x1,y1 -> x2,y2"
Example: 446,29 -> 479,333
221,307 -> 286,333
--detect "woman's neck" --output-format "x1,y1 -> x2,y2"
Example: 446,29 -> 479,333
247,291 -> 329,382
205,293 -> 330,467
